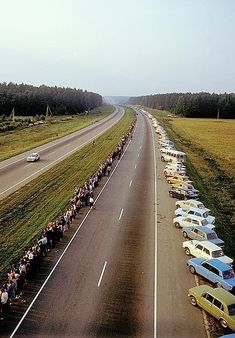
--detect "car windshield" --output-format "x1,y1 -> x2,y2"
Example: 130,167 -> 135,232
228,304 -> 235,316
201,219 -> 208,226
207,233 -> 217,240
198,203 -> 205,208
212,250 -> 224,258
223,270 -> 235,280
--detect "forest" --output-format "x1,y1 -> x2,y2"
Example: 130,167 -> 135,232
129,92 -> 235,118
0,82 -> 102,117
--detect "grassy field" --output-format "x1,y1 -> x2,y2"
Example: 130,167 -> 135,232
0,105 -> 114,161
0,108 -> 134,283
147,108 -> 235,257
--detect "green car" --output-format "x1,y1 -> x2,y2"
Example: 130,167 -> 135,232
188,285 -> 235,331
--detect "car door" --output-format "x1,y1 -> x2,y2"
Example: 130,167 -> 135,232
198,262 -> 212,280
210,298 -> 224,320
202,247 -> 211,259
193,243 -> 204,257
198,293 -> 214,312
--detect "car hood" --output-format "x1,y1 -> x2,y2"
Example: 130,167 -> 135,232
218,256 -> 233,265
173,216 -> 184,222
187,257 -> 205,265
210,238 -> 225,247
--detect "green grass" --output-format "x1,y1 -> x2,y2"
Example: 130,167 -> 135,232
0,108 -> 134,284
0,105 -> 115,161
147,107 -> 235,258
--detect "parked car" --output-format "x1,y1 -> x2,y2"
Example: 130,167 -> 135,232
164,169 -> 186,177
188,285 -> 235,331
27,153 -> 40,162
174,215 -> 215,230
175,199 -> 207,210
167,175 -> 193,185
187,258 -> 235,292
172,182 -> 198,192
175,207 -> 215,224
183,240 -> 233,265
169,187 -> 199,200
165,162 -> 186,170
182,226 -> 224,248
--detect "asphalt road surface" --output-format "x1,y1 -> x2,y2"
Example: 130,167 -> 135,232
0,106 -> 123,200
5,110 -> 206,338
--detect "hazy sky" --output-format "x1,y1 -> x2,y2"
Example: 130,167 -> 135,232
0,0 -> 234,96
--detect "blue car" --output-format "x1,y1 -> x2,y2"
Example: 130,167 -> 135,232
187,258 -> 235,293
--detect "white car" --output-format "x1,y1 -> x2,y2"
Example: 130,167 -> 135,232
175,207 -> 215,224
27,153 -> 40,162
182,240 -> 233,265
175,199 -> 206,210
173,214 -> 215,230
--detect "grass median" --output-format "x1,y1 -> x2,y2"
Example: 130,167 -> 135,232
0,108 -> 134,283
0,105 -> 114,161
147,108 -> 235,258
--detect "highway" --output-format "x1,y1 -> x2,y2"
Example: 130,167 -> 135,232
3,110 -> 207,337
0,106 -> 124,200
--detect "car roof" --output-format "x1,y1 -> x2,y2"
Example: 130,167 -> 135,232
184,214 -> 207,221
187,207 -> 207,213
207,288 -> 235,305
196,240 -> 222,250
205,259 -> 232,272
187,226 -> 213,234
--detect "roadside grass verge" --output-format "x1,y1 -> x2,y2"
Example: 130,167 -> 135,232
0,105 -> 114,161
147,108 -> 235,258
0,108 -> 134,283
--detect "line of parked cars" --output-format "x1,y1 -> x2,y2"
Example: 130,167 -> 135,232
147,111 -> 235,335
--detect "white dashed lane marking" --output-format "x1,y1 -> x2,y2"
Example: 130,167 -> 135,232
119,208 -> 124,220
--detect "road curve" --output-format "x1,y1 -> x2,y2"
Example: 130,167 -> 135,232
0,107 -> 124,200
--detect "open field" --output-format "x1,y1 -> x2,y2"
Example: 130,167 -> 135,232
0,105 -> 114,161
0,108 -> 134,283
147,108 -> 235,258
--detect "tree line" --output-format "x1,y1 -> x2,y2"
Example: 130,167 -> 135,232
0,82 -> 102,117
128,92 -> 235,118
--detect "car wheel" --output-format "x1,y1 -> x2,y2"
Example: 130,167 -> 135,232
185,247 -> 191,255
182,231 -> 188,238
174,222 -> 180,228
176,204 -> 180,208
189,266 -> 196,274
167,180 -> 171,184
184,196 -> 187,200
189,296 -> 197,306
220,318 -> 228,329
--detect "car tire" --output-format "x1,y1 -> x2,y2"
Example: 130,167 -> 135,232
220,318 -> 228,329
182,231 -> 188,238
167,180 -> 171,184
189,266 -> 196,274
185,247 -> 191,255
174,222 -> 180,228
189,296 -> 197,306
175,204 -> 180,208
184,196 -> 187,200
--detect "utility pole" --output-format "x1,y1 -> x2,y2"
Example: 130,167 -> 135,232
217,108 -> 220,119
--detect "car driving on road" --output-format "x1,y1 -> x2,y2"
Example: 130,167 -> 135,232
188,285 -> 235,331
187,258 -> 235,292
27,153 -> 40,162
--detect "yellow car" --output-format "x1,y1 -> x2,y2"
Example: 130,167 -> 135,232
167,174 -> 193,185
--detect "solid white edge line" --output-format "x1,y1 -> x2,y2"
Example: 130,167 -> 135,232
0,109 -> 125,197
10,124 -> 132,338
149,116 -> 157,338
97,261 -> 107,288
119,208 -> 124,220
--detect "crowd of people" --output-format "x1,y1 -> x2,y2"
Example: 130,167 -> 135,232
0,121 -> 135,321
